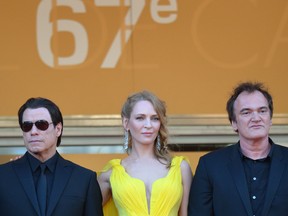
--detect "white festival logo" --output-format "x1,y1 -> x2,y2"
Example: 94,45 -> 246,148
36,0 -> 178,69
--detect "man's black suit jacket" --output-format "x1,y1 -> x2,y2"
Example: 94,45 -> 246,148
188,140 -> 288,216
0,152 -> 103,216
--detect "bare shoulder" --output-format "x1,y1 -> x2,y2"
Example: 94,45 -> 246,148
98,158 -> 123,181
180,159 -> 193,181
98,166 -> 112,183
180,159 -> 192,172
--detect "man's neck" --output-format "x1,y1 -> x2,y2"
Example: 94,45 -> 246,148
240,138 -> 271,160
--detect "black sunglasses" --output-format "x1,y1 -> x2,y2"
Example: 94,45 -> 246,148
21,120 -> 53,132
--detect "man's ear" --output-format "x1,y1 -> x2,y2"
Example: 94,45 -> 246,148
231,121 -> 238,133
55,122 -> 63,137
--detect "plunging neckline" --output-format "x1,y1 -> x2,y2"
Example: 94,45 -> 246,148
104,157 -> 184,215
119,162 -> 172,214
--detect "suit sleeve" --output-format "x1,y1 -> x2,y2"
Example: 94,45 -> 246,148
188,157 -> 213,216
85,171 -> 104,216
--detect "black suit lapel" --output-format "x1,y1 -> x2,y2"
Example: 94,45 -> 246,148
46,156 -> 73,216
228,145 -> 253,216
13,153 -> 41,216
262,145 -> 285,216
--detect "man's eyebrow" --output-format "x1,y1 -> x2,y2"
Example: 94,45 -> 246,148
239,108 -> 251,112
240,106 -> 268,112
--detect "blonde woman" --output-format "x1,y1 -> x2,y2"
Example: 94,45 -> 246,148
98,91 -> 193,216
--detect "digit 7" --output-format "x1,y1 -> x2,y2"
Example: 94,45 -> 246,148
95,0 -> 146,68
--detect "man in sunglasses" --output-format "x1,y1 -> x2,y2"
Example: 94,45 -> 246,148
0,97 -> 103,216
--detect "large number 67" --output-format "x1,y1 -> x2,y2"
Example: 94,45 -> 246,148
36,0 -> 145,69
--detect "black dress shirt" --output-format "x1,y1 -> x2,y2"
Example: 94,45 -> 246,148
239,144 -> 274,216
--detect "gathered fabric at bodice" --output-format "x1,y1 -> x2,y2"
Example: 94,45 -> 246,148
102,156 -> 185,216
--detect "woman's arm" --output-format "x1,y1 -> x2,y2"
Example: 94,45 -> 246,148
178,160 -> 193,216
97,169 -> 112,205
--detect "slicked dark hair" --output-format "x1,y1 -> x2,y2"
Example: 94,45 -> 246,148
18,97 -> 63,146
226,82 -> 273,124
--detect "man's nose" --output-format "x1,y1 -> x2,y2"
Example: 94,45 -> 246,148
251,111 -> 261,120
30,124 -> 39,134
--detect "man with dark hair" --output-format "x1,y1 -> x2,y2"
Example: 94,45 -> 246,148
188,82 -> 288,216
0,97 -> 103,216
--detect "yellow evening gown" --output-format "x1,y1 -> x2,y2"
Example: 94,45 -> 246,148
102,156 -> 185,216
